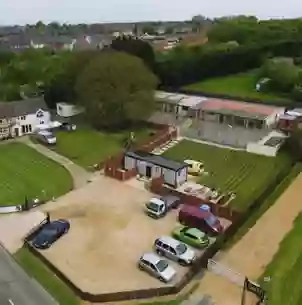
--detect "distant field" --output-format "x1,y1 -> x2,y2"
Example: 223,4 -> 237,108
0,143 -> 72,206
260,212 -> 302,305
163,140 -> 292,211
184,71 -> 291,104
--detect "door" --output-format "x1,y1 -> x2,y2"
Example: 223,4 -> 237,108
145,166 -> 152,178
14,128 -> 19,137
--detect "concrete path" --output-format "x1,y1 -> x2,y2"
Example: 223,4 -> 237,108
18,137 -> 98,189
0,244 -> 57,305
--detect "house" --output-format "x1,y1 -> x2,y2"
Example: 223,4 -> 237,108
0,98 -> 50,139
124,150 -> 189,188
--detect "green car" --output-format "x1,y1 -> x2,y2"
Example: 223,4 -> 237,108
172,226 -> 210,249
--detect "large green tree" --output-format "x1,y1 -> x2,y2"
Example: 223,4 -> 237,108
75,51 -> 158,129
260,58 -> 299,92
44,50 -> 100,108
111,36 -> 155,70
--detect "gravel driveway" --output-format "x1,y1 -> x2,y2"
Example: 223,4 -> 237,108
40,176 -> 191,294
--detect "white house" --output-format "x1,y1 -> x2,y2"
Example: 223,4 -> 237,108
0,98 -> 50,139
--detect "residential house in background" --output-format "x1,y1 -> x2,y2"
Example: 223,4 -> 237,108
0,98 -> 50,139
72,34 -> 112,50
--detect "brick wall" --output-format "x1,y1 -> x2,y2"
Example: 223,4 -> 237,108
103,126 -> 178,181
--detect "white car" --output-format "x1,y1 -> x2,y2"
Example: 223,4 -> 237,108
138,252 -> 176,283
154,236 -> 196,266
35,130 -> 57,145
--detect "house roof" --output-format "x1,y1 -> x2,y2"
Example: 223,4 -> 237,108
0,98 -> 48,119
155,91 -> 208,109
125,150 -> 189,171
199,99 -> 279,120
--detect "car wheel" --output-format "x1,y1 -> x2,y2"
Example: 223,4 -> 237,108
178,259 -> 187,266
138,264 -> 143,270
156,249 -> 165,256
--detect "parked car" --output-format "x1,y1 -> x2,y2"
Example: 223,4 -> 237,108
145,195 -> 181,218
184,159 -> 204,175
178,205 -> 224,236
138,252 -> 176,283
154,236 -> 196,266
35,130 -> 56,145
32,219 -> 70,249
172,225 -> 210,249
59,122 -> 77,131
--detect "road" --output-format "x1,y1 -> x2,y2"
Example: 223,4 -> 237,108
0,245 -> 57,305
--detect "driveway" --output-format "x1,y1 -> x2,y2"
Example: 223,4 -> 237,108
18,137 -> 98,189
38,176 -> 196,294
0,244 -> 57,305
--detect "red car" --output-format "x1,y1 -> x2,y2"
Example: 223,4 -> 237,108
178,204 -> 224,236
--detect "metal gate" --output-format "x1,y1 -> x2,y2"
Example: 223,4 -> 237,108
207,259 -> 246,287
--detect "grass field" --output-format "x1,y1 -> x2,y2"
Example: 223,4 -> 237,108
15,248 -> 79,305
0,143 -> 72,206
184,70 -> 291,104
260,212 -> 302,305
163,140 -> 292,211
52,126 -> 153,169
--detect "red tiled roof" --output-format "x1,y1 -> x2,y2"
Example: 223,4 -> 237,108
200,99 -> 277,116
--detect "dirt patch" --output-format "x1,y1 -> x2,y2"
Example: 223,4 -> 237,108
193,173 -> 302,304
39,176 -> 194,294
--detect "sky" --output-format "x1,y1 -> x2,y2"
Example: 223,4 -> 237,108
1,0 -> 302,25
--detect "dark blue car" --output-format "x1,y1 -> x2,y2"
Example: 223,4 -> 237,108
32,219 -> 70,249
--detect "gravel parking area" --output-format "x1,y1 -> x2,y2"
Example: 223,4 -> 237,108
39,177 -> 194,294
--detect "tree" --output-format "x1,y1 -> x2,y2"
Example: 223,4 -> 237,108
75,52 -> 158,129
260,58 -> 299,92
44,50 -> 100,108
111,36 -> 156,70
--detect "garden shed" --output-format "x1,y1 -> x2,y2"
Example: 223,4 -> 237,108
124,150 -> 189,188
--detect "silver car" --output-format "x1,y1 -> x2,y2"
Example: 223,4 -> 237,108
138,252 -> 176,283
154,236 -> 196,266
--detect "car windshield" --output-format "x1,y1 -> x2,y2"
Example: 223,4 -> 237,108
206,215 -> 217,226
176,243 -> 187,254
42,224 -> 58,236
156,260 -> 169,272
146,201 -> 160,212
45,134 -> 55,139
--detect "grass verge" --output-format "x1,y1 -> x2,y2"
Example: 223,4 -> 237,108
259,211 -> 302,305
15,247 -> 79,305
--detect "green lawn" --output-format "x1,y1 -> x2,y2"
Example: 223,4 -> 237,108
0,142 -> 72,206
259,212 -> 302,305
52,126 -> 154,169
15,248 -> 79,305
184,71 -> 291,104
163,140 -> 292,211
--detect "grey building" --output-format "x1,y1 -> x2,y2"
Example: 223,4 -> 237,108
124,150 -> 189,188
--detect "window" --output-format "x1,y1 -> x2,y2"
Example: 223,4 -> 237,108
28,125 -> 32,132
0,120 -> 2,123
182,106 -> 189,111
36,110 -> 44,118
22,125 -> 26,133
20,116 -> 26,120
